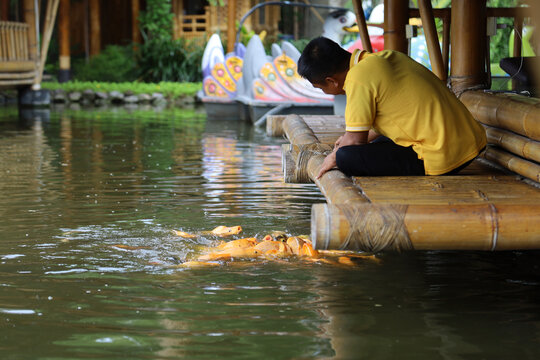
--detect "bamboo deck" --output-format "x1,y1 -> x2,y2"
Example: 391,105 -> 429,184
268,112 -> 540,252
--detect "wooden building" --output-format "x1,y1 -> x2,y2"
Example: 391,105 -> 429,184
54,0 -> 281,82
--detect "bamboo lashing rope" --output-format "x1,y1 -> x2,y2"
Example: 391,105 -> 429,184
283,143 -> 332,183
338,204 -> 412,252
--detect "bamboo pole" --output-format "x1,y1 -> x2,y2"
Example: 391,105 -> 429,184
1,0 -> 8,21
22,0 -> 37,62
0,70 -> 36,79
0,78 -> 35,85
513,14 -> 523,58
266,115 -> 286,137
282,114 -> 319,145
418,0 -> 446,81
384,0 -> 408,53
449,0 -> 488,95
485,126 -> 540,164
351,0 -> 372,52
0,60 -> 36,71
481,146 -> 540,183
312,203 -> 540,251
89,0 -> 100,57
530,1 -> 540,95
227,0 -> 236,53
171,0 -> 179,40
58,0 -> 70,83
442,11 -> 450,75
35,0 -> 59,86
460,91 -> 540,142
132,0 -> 141,47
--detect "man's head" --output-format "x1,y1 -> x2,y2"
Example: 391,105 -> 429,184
297,37 -> 351,95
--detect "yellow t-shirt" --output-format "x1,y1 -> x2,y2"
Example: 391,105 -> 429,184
344,50 -> 487,175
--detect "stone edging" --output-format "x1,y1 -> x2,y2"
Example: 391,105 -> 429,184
50,89 -> 199,107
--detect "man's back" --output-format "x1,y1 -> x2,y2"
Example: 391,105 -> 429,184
344,50 -> 487,175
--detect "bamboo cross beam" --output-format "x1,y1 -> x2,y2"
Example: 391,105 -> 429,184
482,145 -> 540,184
312,203 -> 540,251
418,0 -> 446,81
460,91 -> 540,142
485,126 -> 540,164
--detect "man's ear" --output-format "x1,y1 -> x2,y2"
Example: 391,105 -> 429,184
324,76 -> 340,90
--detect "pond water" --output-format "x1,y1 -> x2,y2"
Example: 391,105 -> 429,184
1,106 -> 539,360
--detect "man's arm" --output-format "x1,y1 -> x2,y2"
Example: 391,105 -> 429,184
316,130 -> 369,179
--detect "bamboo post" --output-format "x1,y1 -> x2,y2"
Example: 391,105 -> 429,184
531,1 -> 540,94
384,0 -> 408,53
485,126 -> 540,164
22,0 -> 37,62
482,146 -> 540,183
442,11 -> 450,75
418,0 -> 446,81
513,14 -> 523,58
35,0 -> 59,87
227,0 -> 236,53
132,0 -> 141,47
460,91 -> 540,141
449,0 -> 488,95
312,203 -> 540,251
89,0 -> 100,57
172,0 -> 179,40
1,0 -> 8,21
58,0 -> 70,83
352,0 -> 372,52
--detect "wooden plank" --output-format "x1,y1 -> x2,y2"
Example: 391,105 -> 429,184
352,175 -> 539,205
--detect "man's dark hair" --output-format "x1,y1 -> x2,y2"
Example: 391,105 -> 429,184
298,37 -> 351,84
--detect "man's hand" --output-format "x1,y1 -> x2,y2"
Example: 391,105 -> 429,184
316,150 -> 337,179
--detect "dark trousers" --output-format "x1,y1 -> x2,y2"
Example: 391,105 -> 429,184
335,137 -> 480,176
335,137 -> 425,176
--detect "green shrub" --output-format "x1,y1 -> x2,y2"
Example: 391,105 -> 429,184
137,38 -> 204,83
136,0 -> 204,82
73,45 -> 137,82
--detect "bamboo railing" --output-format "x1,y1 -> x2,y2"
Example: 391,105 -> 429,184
0,20 -> 36,85
0,21 -> 30,62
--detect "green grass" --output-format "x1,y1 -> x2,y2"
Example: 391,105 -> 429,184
42,81 -> 201,99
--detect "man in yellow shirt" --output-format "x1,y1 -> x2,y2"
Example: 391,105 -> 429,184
297,37 -> 487,178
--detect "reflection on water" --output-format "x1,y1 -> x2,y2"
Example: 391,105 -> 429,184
1,106 -> 539,359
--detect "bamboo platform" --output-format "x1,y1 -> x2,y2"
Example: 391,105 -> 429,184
268,112 -> 540,252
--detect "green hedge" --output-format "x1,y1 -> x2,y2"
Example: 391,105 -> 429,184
42,81 -> 201,100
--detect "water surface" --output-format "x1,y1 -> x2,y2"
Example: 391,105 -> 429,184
1,106 -> 539,359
